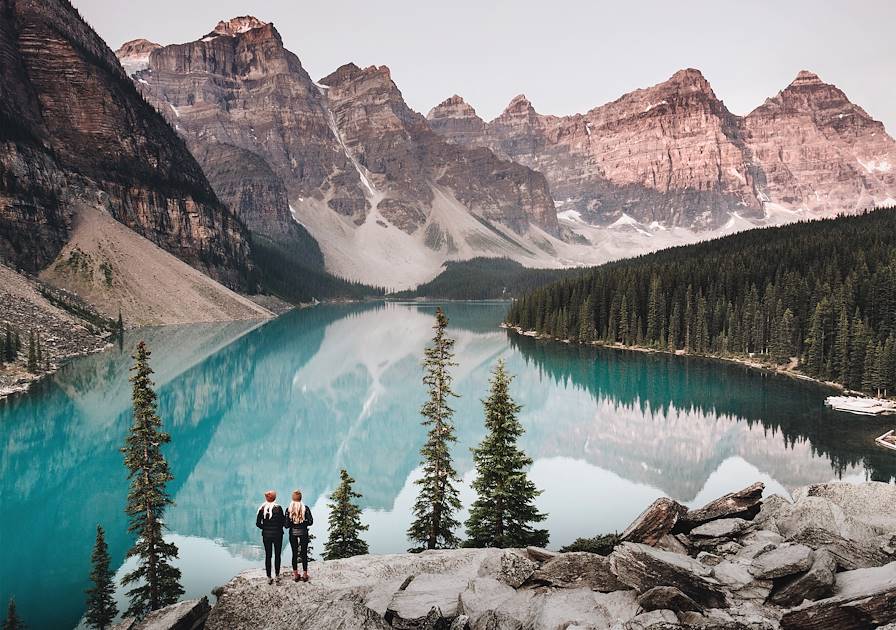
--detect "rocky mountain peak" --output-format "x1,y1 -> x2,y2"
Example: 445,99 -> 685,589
790,69 -> 823,86
115,38 -> 161,74
664,67 -> 715,96
319,63 -> 391,88
427,95 -> 482,121
501,94 -> 536,117
209,15 -> 269,37
115,38 -> 160,56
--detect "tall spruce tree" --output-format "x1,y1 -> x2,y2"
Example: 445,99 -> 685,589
322,469 -> 369,560
85,525 -> 118,629
121,341 -> 183,618
26,330 -> 37,373
465,360 -> 548,548
408,307 -> 462,551
2,598 -> 23,630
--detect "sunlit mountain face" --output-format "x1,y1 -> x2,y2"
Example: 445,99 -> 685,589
1,302 -> 888,629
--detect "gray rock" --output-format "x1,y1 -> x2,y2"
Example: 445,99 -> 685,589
532,589 -> 640,630
450,615 -> 471,630
609,542 -> 729,608
459,577 -> 532,622
206,578 -> 388,630
768,550 -> 836,607
636,586 -> 703,613
776,496 -> 878,543
654,534 -> 689,555
386,573 -> 467,627
752,494 -> 791,531
737,529 -> 784,548
780,561 -> 896,629
126,597 -> 210,630
477,550 -> 537,589
750,543 -> 814,579
696,551 -> 723,566
468,610 -> 522,630
621,497 -> 688,546
799,481 -> 896,534
691,518 -> 750,539
525,546 -> 557,563
623,609 -> 678,629
711,561 -> 772,601
529,551 -> 629,592
733,541 -> 779,563
788,526 -> 892,570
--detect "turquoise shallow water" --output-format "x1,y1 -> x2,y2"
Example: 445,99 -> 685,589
2,301 -> 893,629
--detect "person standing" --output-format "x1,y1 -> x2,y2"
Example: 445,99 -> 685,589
286,490 -> 314,582
256,490 -> 286,584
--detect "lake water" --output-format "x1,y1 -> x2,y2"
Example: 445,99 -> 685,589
2,301 -> 894,629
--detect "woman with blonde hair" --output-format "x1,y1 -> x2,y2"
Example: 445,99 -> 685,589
286,489 -> 314,582
255,490 -> 286,584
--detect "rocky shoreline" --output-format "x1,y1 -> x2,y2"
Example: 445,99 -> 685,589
117,481 -> 896,629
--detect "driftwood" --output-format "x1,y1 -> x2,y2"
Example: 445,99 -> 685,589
675,482 -> 765,532
621,497 -> 688,546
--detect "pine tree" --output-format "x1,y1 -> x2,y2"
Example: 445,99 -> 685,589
26,330 -> 37,373
85,525 -> 118,629
465,360 -> 548,548
322,469 -> 369,560
3,324 -> 12,363
772,308 -> 795,364
408,308 -> 462,551
3,598 -> 23,630
35,332 -> 42,373
121,341 -> 183,618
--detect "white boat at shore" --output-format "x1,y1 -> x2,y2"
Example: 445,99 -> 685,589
825,395 -> 896,415
876,430 -> 896,451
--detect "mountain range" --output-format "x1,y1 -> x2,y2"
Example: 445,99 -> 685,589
116,15 -> 895,288
2,3 -> 895,321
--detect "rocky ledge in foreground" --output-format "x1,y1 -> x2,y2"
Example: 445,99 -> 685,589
149,481 -> 896,629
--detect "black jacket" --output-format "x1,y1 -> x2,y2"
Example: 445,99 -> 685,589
256,504 -> 286,539
285,505 -> 314,537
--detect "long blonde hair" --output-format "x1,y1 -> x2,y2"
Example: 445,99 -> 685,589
288,490 -> 305,523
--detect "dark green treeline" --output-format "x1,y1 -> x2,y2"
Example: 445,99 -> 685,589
506,208 -> 896,396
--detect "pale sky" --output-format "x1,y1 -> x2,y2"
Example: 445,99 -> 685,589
75,0 -> 895,132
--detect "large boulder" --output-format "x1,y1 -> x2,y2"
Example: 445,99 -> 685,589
530,589 -> 640,630
206,578 -> 388,629
780,562 -> 896,629
477,551 -> 537,589
676,483 -> 765,532
636,586 -> 703,613
749,543 -> 814,579
788,526 -> 892,570
775,496 -> 879,542
609,542 -> 729,608
621,497 -> 688,546
710,561 -> 772,601
386,573 -> 468,628
529,552 -> 629,592
120,598 -> 211,630
797,482 -> 896,534
768,550 -> 837,607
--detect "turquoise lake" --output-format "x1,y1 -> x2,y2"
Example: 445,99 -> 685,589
2,301 -> 894,629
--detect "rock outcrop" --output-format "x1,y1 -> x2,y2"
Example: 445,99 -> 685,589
137,481 -> 896,629
428,71 -> 896,230
122,17 -> 562,288
0,0 -> 254,290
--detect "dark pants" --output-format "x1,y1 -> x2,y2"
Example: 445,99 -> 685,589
289,534 -> 309,572
262,535 -> 283,577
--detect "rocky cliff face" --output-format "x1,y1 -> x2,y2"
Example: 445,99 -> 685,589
122,17 -> 561,288
0,0 -> 253,289
743,71 -> 896,213
428,70 -> 896,229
